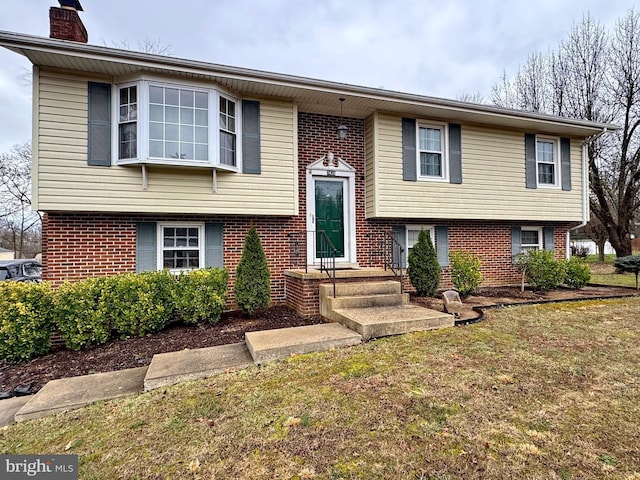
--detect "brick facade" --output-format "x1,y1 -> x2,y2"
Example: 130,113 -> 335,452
42,111 -> 576,313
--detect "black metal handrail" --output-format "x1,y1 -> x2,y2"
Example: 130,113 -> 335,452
316,230 -> 338,298
367,231 -> 405,293
287,230 -> 338,297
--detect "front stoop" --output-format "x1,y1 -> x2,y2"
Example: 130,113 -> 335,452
245,323 -> 362,365
320,281 -> 454,340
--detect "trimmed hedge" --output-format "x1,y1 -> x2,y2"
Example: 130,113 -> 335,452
54,277 -> 112,350
175,268 -> 228,324
0,269 -> 230,360
105,271 -> 177,337
0,282 -> 54,362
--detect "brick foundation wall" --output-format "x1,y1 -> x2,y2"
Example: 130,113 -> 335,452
43,213 -> 298,307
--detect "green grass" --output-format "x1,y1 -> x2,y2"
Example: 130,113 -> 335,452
584,253 -> 617,264
588,261 -> 639,288
3,298 -> 640,479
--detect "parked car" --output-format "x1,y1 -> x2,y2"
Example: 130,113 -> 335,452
0,259 -> 42,282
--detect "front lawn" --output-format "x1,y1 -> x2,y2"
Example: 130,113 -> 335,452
2,298 -> 640,479
588,261 -> 639,288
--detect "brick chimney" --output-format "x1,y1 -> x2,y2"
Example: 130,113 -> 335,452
49,1 -> 87,43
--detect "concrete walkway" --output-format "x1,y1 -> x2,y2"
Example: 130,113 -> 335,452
0,322 -> 367,427
0,303 -> 452,427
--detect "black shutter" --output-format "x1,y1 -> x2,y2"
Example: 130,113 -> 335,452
560,138 -> 571,191
392,225 -> 407,268
436,226 -> 449,266
511,227 -> 522,264
242,100 -> 261,174
402,118 -> 417,181
87,82 -> 111,166
525,133 -> 536,189
204,223 -> 224,267
136,223 -> 157,272
544,227 -> 555,252
448,123 -> 462,184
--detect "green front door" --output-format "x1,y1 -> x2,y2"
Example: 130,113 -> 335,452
315,180 -> 345,258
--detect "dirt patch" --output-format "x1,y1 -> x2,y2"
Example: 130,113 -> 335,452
0,306 -> 325,399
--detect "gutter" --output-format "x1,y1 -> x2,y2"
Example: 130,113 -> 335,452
566,128 -> 609,259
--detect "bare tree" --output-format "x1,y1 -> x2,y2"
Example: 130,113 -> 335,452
490,10 -> 640,257
456,92 -> 486,104
0,142 -> 41,258
106,38 -> 172,56
580,216 -> 609,261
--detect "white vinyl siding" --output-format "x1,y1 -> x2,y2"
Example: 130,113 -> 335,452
35,69 -> 297,215
367,113 -> 584,222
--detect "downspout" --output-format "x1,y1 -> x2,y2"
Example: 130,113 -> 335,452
566,128 -> 608,259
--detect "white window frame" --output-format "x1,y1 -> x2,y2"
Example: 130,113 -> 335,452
406,225 -> 435,256
157,222 -> 205,275
521,226 -> 543,253
417,122 -> 448,182
535,136 -> 560,188
113,78 -> 241,172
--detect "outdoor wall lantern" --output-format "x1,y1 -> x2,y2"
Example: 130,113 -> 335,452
336,97 -> 348,140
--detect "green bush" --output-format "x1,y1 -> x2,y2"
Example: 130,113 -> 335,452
175,268 -> 228,324
518,250 -> 566,291
408,229 -> 440,296
104,271 -> 177,337
450,250 -> 483,297
564,257 -> 591,289
235,225 -> 271,315
54,277 -> 112,350
0,282 -> 54,362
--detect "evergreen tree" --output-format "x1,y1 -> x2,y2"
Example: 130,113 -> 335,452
408,229 -> 440,296
234,225 -> 271,315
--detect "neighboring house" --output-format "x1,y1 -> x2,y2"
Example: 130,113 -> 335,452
0,248 -> 15,261
0,4 -> 615,314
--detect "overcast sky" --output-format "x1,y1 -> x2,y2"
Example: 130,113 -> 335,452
0,0 -> 636,153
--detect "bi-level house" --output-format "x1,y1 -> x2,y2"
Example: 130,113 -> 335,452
0,3 -> 613,315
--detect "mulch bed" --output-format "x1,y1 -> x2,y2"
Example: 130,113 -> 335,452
0,306 -> 325,399
2,285 -> 637,399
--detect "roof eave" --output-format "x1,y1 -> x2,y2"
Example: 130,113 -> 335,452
0,30 -> 618,137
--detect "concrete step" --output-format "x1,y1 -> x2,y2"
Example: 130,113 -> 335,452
320,280 -> 402,298
324,292 -> 409,311
245,323 -> 362,365
331,305 -> 454,341
0,395 -> 33,428
144,343 -> 253,391
15,367 -> 148,422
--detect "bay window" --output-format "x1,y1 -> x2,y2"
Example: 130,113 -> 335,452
115,80 -> 238,169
